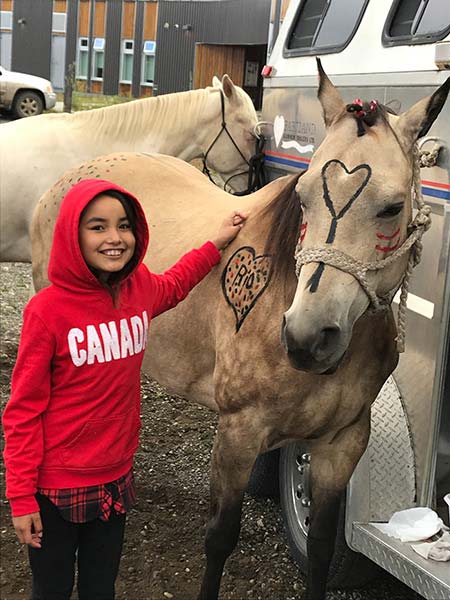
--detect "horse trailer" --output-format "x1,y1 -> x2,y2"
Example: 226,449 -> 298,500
259,0 -> 450,598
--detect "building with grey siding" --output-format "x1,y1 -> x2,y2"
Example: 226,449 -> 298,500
0,0 -> 271,108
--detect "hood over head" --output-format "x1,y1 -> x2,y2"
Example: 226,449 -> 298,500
48,179 -> 149,292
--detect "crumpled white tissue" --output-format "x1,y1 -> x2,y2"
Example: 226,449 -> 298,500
410,531 -> 450,562
373,507 -> 443,542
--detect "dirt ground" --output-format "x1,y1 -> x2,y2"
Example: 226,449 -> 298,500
0,263 -> 421,600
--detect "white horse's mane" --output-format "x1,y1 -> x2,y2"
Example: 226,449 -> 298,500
68,87 -> 219,143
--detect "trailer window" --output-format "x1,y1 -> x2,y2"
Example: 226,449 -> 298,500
384,0 -> 450,46
284,0 -> 369,57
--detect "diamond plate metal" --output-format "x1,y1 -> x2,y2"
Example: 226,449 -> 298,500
367,376 -> 416,520
352,524 -> 450,600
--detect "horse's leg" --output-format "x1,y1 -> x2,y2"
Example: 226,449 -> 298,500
198,413 -> 261,600
304,410 -> 371,600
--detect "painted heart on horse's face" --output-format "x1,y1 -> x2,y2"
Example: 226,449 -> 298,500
306,160 -> 373,292
222,247 -> 272,332
322,159 -> 372,221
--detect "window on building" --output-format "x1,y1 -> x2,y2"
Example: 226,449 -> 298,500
142,40 -> 156,85
92,38 -> 105,80
77,37 -> 89,78
284,0 -> 369,57
52,12 -> 66,33
383,0 -> 450,46
121,39 -> 134,83
0,10 -> 13,29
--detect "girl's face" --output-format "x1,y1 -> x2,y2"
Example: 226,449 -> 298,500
79,194 -> 136,281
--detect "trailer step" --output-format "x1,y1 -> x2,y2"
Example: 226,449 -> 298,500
352,523 -> 450,600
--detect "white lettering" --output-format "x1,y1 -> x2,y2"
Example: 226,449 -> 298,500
67,311 -> 148,366
99,321 -> 120,361
87,325 -> 105,364
143,310 -> 149,349
120,319 -> 134,358
68,328 -> 86,367
130,316 -> 144,353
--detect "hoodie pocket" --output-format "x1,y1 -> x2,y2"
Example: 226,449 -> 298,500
61,410 -> 140,469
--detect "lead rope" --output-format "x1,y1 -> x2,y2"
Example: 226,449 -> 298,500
294,144 -> 432,353
395,145 -> 431,351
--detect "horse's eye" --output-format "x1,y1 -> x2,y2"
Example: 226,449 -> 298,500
377,203 -> 403,218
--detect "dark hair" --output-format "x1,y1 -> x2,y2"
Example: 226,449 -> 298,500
80,189 -> 142,306
262,173 -> 302,283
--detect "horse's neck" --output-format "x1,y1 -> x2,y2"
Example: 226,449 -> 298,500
70,89 -> 214,159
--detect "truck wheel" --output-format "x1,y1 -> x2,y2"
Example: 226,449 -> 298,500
246,449 -> 280,498
13,90 -> 44,118
280,442 -> 379,589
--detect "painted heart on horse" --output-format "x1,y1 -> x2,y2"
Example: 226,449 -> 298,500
222,246 -> 272,332
322,159 -> 372,221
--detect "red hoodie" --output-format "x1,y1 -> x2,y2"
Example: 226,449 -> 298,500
2,179 -> 220,517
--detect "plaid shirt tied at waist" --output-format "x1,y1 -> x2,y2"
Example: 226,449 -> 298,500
37,469 -> 136,523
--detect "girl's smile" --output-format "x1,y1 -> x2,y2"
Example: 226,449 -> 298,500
78,194 -> 136,280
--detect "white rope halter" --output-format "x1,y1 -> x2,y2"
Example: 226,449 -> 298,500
294,145 -> 431,353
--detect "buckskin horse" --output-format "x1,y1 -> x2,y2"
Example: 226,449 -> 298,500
30,62 -> 449,599
0,75 -> 259,263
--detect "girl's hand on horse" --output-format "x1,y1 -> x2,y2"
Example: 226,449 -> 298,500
212,210 -> 249,250
12,512 -> 43,548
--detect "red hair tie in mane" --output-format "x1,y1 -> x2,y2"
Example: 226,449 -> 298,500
346,98 -> 379,136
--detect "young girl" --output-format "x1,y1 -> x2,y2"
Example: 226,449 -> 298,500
2,178 -> 248,600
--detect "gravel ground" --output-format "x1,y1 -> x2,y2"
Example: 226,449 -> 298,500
0,263 -> 421,600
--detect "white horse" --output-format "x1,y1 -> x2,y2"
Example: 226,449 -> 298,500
0,75 -> 258,262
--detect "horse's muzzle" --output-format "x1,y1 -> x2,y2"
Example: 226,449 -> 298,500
281,316 -> 344,374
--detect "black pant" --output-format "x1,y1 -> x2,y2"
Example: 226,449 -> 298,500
28,494 -> 126,600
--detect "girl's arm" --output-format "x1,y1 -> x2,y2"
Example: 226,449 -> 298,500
2,307 -> 54,520
150,210 -> 249,317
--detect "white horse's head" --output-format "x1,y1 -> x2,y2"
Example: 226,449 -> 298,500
282,61 -> 450,374
202,75 -> 259,193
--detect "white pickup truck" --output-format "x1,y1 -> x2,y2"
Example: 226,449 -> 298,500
0,65 -> 56,118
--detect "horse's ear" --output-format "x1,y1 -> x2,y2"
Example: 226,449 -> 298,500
393,77 -> 450,149
212,76 -> 222,88
316,58 -> 346,128
222,74 -> 236,99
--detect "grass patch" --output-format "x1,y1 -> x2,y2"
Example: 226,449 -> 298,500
55,91 -> 134,112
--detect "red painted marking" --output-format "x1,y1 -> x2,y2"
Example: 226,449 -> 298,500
376,227 -> 400,240
376,240 -> 401,253
300,222 -> 307,243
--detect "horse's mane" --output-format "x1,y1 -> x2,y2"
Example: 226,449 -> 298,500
68,87 -> 217,142
262,173 -> 303,281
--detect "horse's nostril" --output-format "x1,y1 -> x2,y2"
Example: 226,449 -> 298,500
316,326 -> 341,354
282,318 -> 341,362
